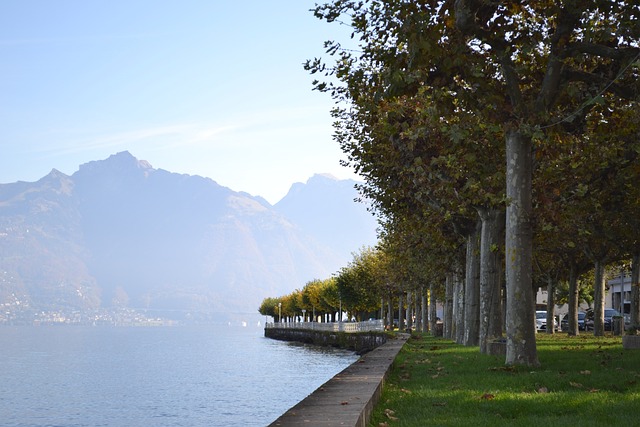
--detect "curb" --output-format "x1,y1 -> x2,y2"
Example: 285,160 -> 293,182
269,334 -> 409,426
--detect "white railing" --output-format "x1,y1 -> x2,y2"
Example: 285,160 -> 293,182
265,319 -> 384,333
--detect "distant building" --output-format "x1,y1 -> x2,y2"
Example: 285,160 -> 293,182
607,274 -> 631,315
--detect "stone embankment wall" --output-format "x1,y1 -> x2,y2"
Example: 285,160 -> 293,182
264,328 -> 387,354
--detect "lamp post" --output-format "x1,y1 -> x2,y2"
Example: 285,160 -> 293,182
302,309 -> 306,322
278,302 -> 282,324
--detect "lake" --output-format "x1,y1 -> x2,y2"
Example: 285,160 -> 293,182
0,323 -> 359,427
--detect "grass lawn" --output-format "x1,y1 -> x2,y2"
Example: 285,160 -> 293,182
370,333 -> 640,427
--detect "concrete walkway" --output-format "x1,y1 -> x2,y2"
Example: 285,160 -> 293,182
269,334 -> 409,427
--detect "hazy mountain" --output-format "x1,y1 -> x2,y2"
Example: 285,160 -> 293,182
0,152 -> 377,321
275,174 -> 378,259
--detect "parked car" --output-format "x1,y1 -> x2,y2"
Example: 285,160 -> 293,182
536,310 -> 558,331
584,308 -> 625,331
560,312 -> 588,331
604,308 -> 621,331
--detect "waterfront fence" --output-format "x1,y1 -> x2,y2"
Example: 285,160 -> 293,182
265,319 -> 384,333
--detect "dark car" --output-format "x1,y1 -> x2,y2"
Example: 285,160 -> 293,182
560,312 -> 588,331
604,308 -> 622,331
584,308 -> 622,331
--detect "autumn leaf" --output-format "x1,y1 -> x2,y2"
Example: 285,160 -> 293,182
480,393 -> 495,400
384,409 -> 398,421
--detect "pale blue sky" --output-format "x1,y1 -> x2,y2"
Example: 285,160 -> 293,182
0,1 -> 357,204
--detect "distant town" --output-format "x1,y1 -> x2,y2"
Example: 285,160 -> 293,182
1,295 -> 177,326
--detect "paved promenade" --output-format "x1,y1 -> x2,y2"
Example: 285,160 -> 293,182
269,334 -> 409,427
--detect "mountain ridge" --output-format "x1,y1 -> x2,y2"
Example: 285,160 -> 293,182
0,151 -> 377,323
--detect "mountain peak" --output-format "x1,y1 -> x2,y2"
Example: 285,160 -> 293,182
41,168 -> 69,180
311,173 -> 339,181
74,151 -> 154,178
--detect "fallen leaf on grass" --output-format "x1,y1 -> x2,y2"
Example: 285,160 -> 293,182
400,388 -> 412,394
480,393 -> 495,400
580,370 -> 591,375
378,423 -> 389,427
589,388 -> 600,393
537,387 -> 549,393
384,409 -> 398,421
569,382 -> 583,388
432,402 -> 447,407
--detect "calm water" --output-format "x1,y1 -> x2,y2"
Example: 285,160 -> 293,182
0,324 -> 359,427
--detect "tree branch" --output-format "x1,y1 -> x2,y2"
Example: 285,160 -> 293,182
564,43 -> 640,62
563,69 -> 640,101
536,2 -> 584,112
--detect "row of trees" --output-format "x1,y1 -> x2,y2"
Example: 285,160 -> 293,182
260,1 -> 640,367
302,0 -> 640,367
259,248 -> 384,323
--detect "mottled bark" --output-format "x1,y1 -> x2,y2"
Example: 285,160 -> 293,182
387,292 -> 393,329
631,253 -> 640,328
444,274 -> 454,339
545,277 -> 556,335
593,260 -> 606,336
398,293 -> 405,331
464,222 -> 481,346
454,270 -> 465,344
406,291 -> 413,331
421,286 -> 428,333
478,208 -> 504,354
505,130 -> 539,366
567,263 -> 579,336
429,282 -> 438,334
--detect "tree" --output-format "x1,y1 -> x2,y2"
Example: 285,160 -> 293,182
258,297 -> 282,321
335,247 -> 385,319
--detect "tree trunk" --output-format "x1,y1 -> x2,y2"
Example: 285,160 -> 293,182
429,282 -> 438,334
631,253 -> 640,328
478,208 -> 504,354
413,287 -> 422,332
567,263 -> 579,335
505,130 -> 539,366
454,269 -> 465,344
387,292 -> 393,329
398,292 -> 405,331
421,286 -> 428,333
593,260 -> 606,336
406,291 -> 413,331
545,277 -> 556,334
444,273 -> 454,339
464,222 -> 481,346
